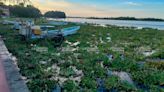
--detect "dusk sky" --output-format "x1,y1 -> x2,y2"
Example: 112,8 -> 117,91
32,0 -> 164,18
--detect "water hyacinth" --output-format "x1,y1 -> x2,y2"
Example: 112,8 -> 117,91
0,21 -> 164,92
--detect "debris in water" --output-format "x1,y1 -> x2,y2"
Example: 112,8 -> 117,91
65,40 -> 72,45
112,71 -> 134,85
71,41 -> 80,47
39,61 -> 47,65
107,70 -> 134,86
100,37 -> 104,43
21,76 -> 27,80
107,54 -> 114,61
106,37 -> 111,42
142,50 -> 156,57
52,84 -> 62,92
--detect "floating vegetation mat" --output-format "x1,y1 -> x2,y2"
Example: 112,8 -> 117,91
0,22 -> 164,92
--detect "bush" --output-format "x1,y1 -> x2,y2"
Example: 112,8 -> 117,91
44,11 -> 66,18
9,5 -> 41,18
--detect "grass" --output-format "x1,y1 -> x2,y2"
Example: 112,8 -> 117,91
0,19 -> 164,92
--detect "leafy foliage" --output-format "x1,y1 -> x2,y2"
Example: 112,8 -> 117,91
0,0 -> 31,5
9,5 -> 41,18
80,77 -> 97,89
0,20 -> 164,92
104,76 -> 120,89
44,11 -> 66,18
63,80 -> 77,91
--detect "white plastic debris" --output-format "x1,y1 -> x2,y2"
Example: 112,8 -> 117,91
65,40 -> 72,45
106,37 -> 111,42
11,56 -> 17,61
55,53 -> 61,56
21,76 -> 27,80
71,42 -> 80,46
137,27 -> 143,29
100,37 -> 104,43
142,50 -> 156,57
39,61 -> 47,65
112,71 -> 134,85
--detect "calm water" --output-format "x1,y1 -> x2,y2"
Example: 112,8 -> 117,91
56,18 -> 164,30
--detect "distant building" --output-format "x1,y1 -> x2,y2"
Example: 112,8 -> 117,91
0,5 -> 10,17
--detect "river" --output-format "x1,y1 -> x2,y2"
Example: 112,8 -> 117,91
52,18 -> 164,30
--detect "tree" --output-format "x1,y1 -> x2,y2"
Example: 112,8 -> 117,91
0,0 -> 31,5
44,11 -> 66,18
9,5 -> 41,18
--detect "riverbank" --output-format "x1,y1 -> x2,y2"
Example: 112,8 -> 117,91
0,21 -> 164,91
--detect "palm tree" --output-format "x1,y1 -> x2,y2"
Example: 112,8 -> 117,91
0,0 -> 31,5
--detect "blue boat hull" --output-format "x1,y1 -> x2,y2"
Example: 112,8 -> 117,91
47,26 -> 80,36
48,21 -> 68,25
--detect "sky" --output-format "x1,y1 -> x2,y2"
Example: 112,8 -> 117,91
32,0 -> 164,18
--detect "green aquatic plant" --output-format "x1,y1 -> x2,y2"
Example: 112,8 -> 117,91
0,20 -> 164,92
59,67 -> 76,77
63,80 -> 77,92
80,77 -> 97,89
104,76 -> 120,90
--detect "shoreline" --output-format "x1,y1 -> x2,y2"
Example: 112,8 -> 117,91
67,17 -> 164,22
57,18 -> 164,30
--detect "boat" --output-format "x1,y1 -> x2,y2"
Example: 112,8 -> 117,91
39,25 -> 55,30
2,20 -> 17,25
47,26 -> 80,36
30,26 -> 80,39
40,25 -> 55,28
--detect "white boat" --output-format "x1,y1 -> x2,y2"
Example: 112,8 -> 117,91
47,26 -> 80,36
31,26 -> 80,39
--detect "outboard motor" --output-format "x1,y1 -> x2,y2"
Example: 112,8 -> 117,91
52,33 -> 64,47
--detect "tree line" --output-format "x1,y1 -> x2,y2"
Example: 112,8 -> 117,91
0,2 -> 66,18
87,17 -> 164,22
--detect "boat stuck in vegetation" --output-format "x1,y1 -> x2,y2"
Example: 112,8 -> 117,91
3,19 -> 80,37
17,20 -> 80,46
47,26 -> 80,36
19,25 -> 80,39
44,21 -> 68,26
2,19 -> 80,47
0,18 -> 164,92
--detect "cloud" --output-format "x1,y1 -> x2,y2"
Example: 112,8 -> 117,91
31,0 -> 164,18
32,0 -> 120,17
125,2 -> 142,6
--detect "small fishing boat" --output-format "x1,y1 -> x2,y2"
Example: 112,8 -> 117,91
47,26 -> 80,36
19,21 -> 80,47
2,20 -> 16,25
20,26 -> 80,39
